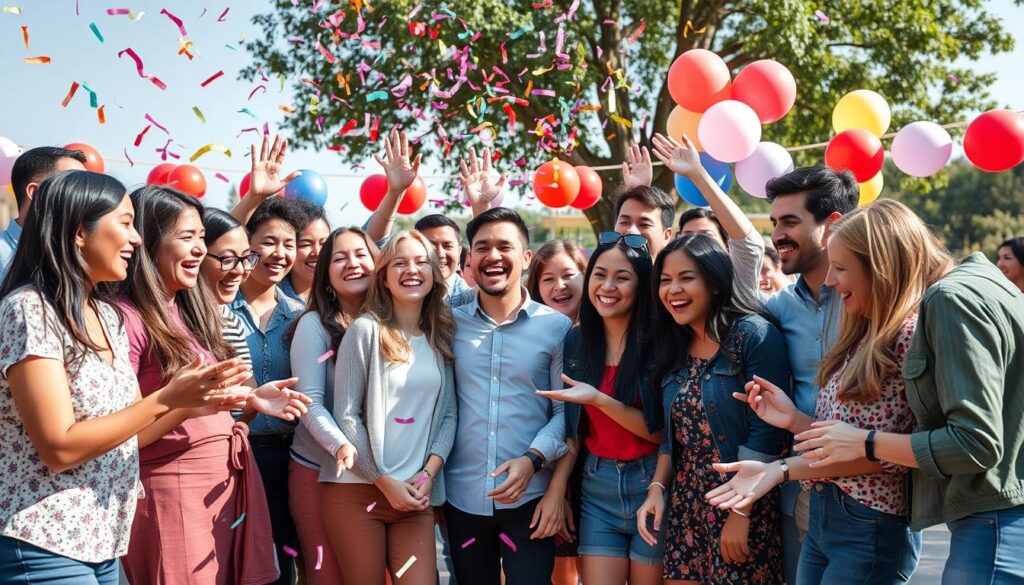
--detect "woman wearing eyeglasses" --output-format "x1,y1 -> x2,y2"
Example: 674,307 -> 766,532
537,234 -> 664,585
635,235 -> 790,585
202,209 -> 261,368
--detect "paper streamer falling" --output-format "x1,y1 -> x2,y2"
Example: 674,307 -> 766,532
117,48 -> 167,90
394,556 -> 417,579
2,6 -> 23,14
394,417 -> 415,424
460,538 -> 476,549
214,172 -> 230,183
60,82 -> 80,107
89,22 -> 103,42
366,501 -> 377,513
159,8 -> 187,36
217,7 -> 229,21
315,545 -> 323,570
23,56 -> 51,64
499,533 -> 517,552
189,144 -> 231,162
97,105 -> 106,124
145,113 -> 169,134
20,25 -> 27,48
230,513 -> 246,529
317,350 -> 335,363
282,545 -> 298,558
192,106 -> 206,123
200,70 -> 224,87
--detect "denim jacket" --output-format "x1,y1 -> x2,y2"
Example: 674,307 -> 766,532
659,314 -> 792,464
563,326 -> 662,444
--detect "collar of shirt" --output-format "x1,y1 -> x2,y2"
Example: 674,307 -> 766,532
463,286 -> 539,326
793,275 -> 834,306
4,219 -> 21,242
230,287 -> 303,334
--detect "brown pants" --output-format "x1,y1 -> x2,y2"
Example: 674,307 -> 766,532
321,482 -> 436,585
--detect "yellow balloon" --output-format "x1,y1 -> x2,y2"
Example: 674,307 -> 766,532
666,105 -> 704,150
832,89 -> 891,137
858,172 -> 883,206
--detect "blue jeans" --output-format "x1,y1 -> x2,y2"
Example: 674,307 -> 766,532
942,505 -> 1024,585
0,535 -> 119,585
797,483 -> 921,585
578,452 -> 663,565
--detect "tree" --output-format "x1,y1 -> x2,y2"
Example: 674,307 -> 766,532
245,0 -> 1013,234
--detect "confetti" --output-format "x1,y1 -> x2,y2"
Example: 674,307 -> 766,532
134,124 -> 152,146
217,7 -> 229,21
683,20 -> 707,38
283,545 -> 298,558
106,8 -> 129,15
123,147 -> 133,166
2,6 -> 22,14
814,10 -> 830,24
315,545 -> 323,570
215,172 -> 230,182
316,39 -> 337,64
159,8 -> 187,36
20,25 -> 27,48
317,350 -> 335,363
189,144 -> 231,162
394,417 -> 415,424
192,106 -> 206,123
97,105 -> 106,124
118,48 -> 167,90
82,82 -> 99,107
230,513 -> 246,529
237,108 -> 258,120
60,82 -> 80,107
461,538 -> 476,549
395,556 -> 417,579
366,90 -> 389,102
247,85 -> 266,101
278,105 -> 296,114
23,56 -> 51,64
88,22 -> 104,42
366,501 -> 377,513
499,533 -> 517,552
200,70 -> 224,87
144,113 -> 169,133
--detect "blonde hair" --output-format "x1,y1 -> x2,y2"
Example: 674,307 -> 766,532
363,230 -> 455,363
816,199 -> 954,401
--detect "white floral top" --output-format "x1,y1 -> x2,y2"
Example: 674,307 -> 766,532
0,288 -> 140,562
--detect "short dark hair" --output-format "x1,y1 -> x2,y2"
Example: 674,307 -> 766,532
614,185 -> 676,231
465,207 -> 529,247
415,214 -> 461,237
202,208 -> 244,248
765,166 -> 859,223
246,197 -> 305,236
290,197 -> 329,233
764,243 -> 781,266
10,146 -> 88,209
678,207 -> 727,243
1000,237 -> 1024,264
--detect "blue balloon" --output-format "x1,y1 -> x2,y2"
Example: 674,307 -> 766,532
284,169 -> 328,206
673,152 -> 733,206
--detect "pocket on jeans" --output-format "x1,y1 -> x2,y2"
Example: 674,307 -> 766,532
837,493 -> 883,525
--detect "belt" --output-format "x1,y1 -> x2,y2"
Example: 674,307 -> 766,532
246,433 -> 293,448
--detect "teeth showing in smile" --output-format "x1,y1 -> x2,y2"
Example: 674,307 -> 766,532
669,299 -> 691,309
343,273 -> 365,281
483,266 -> 506,276
551,293 -> 572,304
597,295 -> 618,305
401,278 -> 423,287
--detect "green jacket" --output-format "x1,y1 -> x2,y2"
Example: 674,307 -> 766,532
904,253 -> 1024,530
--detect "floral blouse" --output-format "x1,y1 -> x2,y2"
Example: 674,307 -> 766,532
807,313 -> 918,515
0,289 -> 140,562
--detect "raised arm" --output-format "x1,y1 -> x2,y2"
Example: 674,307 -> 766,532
459,146 -> 508,217
231,134 -> 300,224
364,129 -> 422,243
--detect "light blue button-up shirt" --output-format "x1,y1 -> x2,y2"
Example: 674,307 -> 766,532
0,219 -> 22,280
444,290 -> 572,516
229,287 -> 305,435
765,275 -> 841,513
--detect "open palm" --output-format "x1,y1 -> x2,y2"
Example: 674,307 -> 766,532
459,146 -> 508,207
705,460 -> 779,510
250,377 -> 310,421
373,129 -> 422,193
651,133 -> 701,177
249,133 -> 299,200
620,144 -> 653,189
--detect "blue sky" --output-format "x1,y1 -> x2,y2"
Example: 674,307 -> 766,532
1,0 -> 1021,226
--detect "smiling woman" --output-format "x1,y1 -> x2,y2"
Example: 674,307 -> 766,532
527,240 -> 587,323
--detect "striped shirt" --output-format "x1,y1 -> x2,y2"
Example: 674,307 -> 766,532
220,305 -> 252,365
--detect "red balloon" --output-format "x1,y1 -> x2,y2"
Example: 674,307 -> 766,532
168,164 -> 207,198
239,172 -> 251,197
398,177 -> 427,215
964,109 -> 1024,173
667,49 -> 732,113
731,60 -> 796,124
571,166 -> 602,210
147,163 -> 176,185
533,160 -> 580,208
824,129 -> 884,182
359,175 -> 389,211
64,142 -> 104,173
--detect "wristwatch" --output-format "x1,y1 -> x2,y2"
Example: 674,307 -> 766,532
865,430 -> 878,462
523,451 -> 544,472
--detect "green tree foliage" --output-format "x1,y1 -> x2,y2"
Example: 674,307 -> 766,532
245,0 -> 1013,233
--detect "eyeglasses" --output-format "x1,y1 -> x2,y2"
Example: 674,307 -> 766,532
206,252 -> 261,272
598,231 -> 649,251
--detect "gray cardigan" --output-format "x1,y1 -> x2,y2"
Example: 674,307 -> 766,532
323,314 -> 457,506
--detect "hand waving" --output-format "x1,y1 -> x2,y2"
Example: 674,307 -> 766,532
651,133 -> 702,178
459,146 -> 508,209
620,144 -> 653,189
373,129 -> 422,193
249,134 -> 300,201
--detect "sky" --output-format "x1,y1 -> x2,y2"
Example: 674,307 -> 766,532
0,0 -> 1021,226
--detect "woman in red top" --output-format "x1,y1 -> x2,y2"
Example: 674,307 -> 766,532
538,234 -> 664,585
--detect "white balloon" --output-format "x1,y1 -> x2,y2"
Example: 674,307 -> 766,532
697,100 -> 762,163
891,121 -> 953,177
735,142 -> 794,198
0,137 -> 24,187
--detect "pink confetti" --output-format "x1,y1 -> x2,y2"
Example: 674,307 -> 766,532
814,10 -> 830,24
217,7 -> 229,21
283,545 -> 298,558
106,8 -> 130,15
159,8 -> 187,36
316,40 -> 337,64
134,124 -> 151,146
215,172 -> 230,183
200,70 -> 224,87
248,85 -> 267,101
315,545 -> 323,570
317,350 -> 335,363
461,538 -> 476,549
118,48 -> 167,90
144,113 -> 169,134
394,417 -> 415,424
366,501 -> 377,513
531,89 -> 556,97
499,533 -> 517,552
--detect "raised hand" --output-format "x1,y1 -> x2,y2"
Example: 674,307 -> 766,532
620,144 -> 653,189
704,460 -> 783,510
249,134 -> 300,201
249,377 -> 311,421
459,146 -> 508,210
651,133 -> 702,178
536,373 -> 607,406
373,128 -> 422,194
733,375 -> 805,433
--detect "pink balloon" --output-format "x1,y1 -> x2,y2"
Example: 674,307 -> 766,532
735,142 -> 794,198
732,60 -> 797,124
0,137 -> 22,187
891,121 -> 953,177
697,100 -> 762,163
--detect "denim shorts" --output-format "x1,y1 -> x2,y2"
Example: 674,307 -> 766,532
578,452 -> 664,565
0,534 -> 119,585
797,482 -> 921,585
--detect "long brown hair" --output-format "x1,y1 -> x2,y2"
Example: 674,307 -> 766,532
526,239 -> 587,320
816,199 -> 954,401
363,230 -> 455,363
119,186 -> 234,378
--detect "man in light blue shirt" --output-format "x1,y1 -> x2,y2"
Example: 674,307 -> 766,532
0,146 -> 87,278
444,207 -> 571,585
762,166 -> 859,585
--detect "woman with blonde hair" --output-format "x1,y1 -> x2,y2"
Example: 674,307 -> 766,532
321,230 -> 457,585
705,199 -> 955,584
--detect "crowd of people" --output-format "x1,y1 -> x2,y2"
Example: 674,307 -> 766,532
0,129 -> 1022,585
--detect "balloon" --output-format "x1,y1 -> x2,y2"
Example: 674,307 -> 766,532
667,49 -> 732,113
674,152 -> 733,207
731,60 -> 797,124
571,166 -> 602,209
698,100 -> 762,163
147,163 -> 176,185
284,169 -> 328,206
891,121 -> 953,177
858,172 -> 883,206
239,172 -> 251,197
397,177 -> 426,215
832,90 -> 890,136
963,109 -> 1024,173
64,142 -> 104,173
168,164 -> 207,198
665,106 -> 704,150
359,174 -> 389,211
735,142 -> 795,198
533,160 -> 580,208
0,136 -> 21,186
824,129 -> 884,182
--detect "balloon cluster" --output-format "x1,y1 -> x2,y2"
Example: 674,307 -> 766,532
531,161 -> 602,210
664,50 -> 797,203
148,163 -> 207,198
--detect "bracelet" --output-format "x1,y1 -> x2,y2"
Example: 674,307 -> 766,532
779,459 -> 790,484
648,481 -> 667,492
730,508 -> 750,518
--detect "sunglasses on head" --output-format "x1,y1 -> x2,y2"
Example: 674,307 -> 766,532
598,231 -> 649,251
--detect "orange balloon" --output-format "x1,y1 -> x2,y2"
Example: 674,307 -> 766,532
666,106 -> 704,150
667,49 -> 732,113
571,166 -> 602,209
398,177 -> 427,215
168,164 -> 207,198
147,162 -> 176,185
64,142 -> 104,173
533,160 -> 580,208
